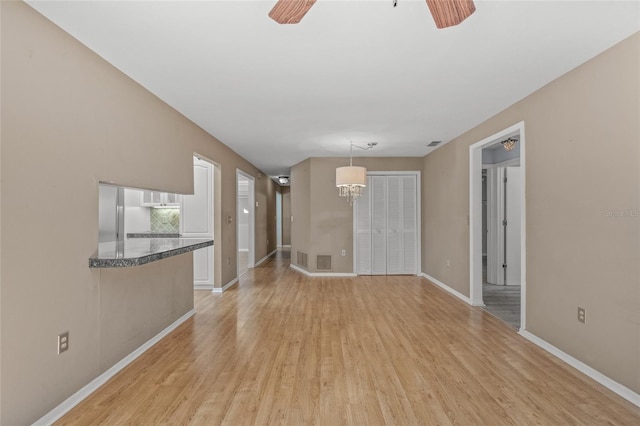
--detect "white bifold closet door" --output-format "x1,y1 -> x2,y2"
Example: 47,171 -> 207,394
356,174 -> 417,275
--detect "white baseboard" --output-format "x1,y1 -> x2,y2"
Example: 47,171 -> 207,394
281,245 -> 291,248
419,272 -> 472,305
289,264 -> 357,277
255,249 -> 276,267
519,330 -> 640,408
33,309 -> 196,426
212,277 -> 238,293
194,283 -> 213,291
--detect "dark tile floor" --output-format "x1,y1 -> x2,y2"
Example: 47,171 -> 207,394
482,256 -> 521,329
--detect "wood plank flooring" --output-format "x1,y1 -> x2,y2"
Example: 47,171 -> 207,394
56,250 -> 639,425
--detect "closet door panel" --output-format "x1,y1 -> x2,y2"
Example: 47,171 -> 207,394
402,176 -> 417,274
386,176 -> 403,274
355,174 -> 418,276
370,176 -> 387,275
356,177 -> 372,275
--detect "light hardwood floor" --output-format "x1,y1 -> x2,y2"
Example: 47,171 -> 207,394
57,250 -> 639,425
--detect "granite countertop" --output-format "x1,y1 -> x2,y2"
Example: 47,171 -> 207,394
127,232 -> 181,238
89,238 -> 213,268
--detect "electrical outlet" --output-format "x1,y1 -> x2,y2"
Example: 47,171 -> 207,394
226,257 -> 231,265
578,307 -> 586,324
446,259 -> 451,268
341,249 -> 346,256
58,332 -> 69,354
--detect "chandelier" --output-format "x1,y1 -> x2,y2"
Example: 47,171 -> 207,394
336,142 -> 376,205
501,137 -> 518,151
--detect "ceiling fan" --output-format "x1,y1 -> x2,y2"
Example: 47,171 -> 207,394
269,0 -> 476,29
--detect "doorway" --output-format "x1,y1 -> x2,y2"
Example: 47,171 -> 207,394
236,170 -> 255,277
470,122 -> 526,331
276,191 -> 283,248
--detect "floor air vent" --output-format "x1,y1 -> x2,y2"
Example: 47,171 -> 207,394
317,255 -> 332,271
296,251 -> 308,268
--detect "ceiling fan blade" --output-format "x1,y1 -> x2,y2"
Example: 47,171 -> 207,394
426,0 -> 476,29
269,0 -> 317,24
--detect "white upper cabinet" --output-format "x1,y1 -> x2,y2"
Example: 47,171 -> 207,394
140,190 -> 181,207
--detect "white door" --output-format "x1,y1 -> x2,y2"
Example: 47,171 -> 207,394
505,167 -> 521,285
181,158 -> 214,289
276,191 -> 283,247
356,174 -> 418,275
236,170 -> 255,277
486,166 -> 521,286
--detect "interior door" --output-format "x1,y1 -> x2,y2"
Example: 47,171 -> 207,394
505,167 -> 521,285
386,176 -> 402,274
370,176 -> 387,275
356,174 -> 418,275
356,178 -> 372,275
181,158 -> 214,289
401,175 -> 418,274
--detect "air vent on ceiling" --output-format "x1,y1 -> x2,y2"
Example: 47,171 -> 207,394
427,140 -> 442,147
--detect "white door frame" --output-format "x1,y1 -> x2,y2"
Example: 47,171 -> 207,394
469,121 -> 526,331
352,171 -> 421,275
236,169 -> 255,276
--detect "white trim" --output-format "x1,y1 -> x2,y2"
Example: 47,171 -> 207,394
483,157 -> 521,169
33,309 -> 196,426
469,121 -> 527,327
212,277 -> 238,293
420,272 -> 473,305
281,244 -> 291,248
255,249 -> 276,267
290,264 -> 357,277
519,330 -> 640,407
194,284 -> 214,291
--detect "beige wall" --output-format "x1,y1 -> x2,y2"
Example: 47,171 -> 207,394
100,255 -> 193,370
0,2 -> 275,423
292,157 -> 422,273
422,33 -> 639,393
291,159 -> 311,268
255,173 -> 278,262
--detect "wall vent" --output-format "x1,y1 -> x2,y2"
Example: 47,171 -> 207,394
427,140 -> 442,147
297,251 -> 308,268
317,255 -> 332,271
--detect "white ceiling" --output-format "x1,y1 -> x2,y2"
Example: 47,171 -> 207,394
26,1 -> 639,179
